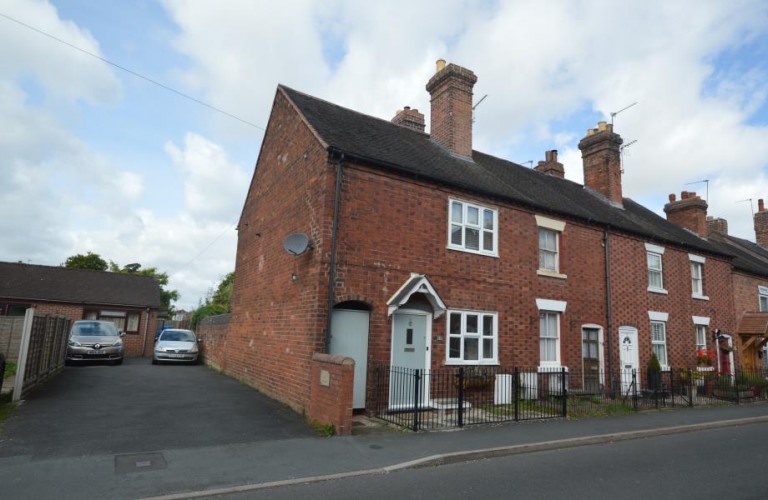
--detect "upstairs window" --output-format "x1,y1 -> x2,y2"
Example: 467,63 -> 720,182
539,229 -> 558,272
535,215 -> 567,279
448,200 -> 498,256
645,243 -> 666,294
759,286 -> 768,312
689,254 -> 708,300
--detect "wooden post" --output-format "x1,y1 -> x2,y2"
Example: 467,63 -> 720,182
13,307 -> 35,402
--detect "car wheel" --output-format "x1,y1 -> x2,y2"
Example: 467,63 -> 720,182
152,358 -> 158,365
114,358 -> 123,366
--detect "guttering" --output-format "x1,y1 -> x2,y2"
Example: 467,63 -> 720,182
603,227 -> 615,394
141,307 -> 151,356
324,149 -> 345,353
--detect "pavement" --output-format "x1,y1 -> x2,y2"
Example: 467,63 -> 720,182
1,395 -> 767,499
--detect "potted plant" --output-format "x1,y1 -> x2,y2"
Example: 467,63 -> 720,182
696,348 -> 715,367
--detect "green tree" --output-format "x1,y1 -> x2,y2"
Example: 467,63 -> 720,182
108,261 -> 179,314
62,252 -> 179,313
191,272 -> 234,328
63,252 -> 108,271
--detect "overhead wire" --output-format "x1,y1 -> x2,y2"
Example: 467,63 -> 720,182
0,11 -> 265,131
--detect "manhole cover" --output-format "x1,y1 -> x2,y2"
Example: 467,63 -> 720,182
115,452 -> 167,474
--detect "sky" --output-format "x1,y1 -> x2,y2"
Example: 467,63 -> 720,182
2,0 -> 768,310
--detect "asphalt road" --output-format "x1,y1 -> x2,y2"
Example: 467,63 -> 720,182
0,357 -> 314,459
218,422 -> 768,500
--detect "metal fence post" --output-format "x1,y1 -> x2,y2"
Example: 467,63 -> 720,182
457,366 -> 465,428
735,369 -> 740,405
632,370 -> 638,411
561,367 -> 568,417
688,368 -> 694,407
413,369 -> 421,431
669,368 -> 675,408
514,367 -> 520,422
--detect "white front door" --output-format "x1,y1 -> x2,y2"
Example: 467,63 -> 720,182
389,312 -> 429,408
329,309 -> 370,409
618,326 -> 639,395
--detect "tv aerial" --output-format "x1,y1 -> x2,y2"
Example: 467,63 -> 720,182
283,233 -> 313,256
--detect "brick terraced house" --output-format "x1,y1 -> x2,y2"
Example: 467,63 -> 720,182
227,60 -> 754,414
0,262 -> 162,357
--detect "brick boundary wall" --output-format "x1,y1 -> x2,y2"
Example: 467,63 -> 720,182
308,353 -> 354,436
197,314 -> 231,372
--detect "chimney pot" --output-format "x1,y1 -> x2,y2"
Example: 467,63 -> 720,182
598,121 -> 608,131
436,58 -> 446,72
669,194 -> 676,202
759,199 -> 765,212
535,149 -> 565,178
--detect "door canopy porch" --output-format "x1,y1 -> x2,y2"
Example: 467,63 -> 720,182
386,273 -> 446,318
736,313 -> 768,351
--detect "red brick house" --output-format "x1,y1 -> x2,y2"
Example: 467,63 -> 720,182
0,262 -> 161,357
228,60 -> 741,414
706,207 -> 768,373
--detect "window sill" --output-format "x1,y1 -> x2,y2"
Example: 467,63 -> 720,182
446,245 -> 499,258
692,294 -> 709,301
647,287 -> 668,295
537,269 -> 567,280
445,360 -> 499,366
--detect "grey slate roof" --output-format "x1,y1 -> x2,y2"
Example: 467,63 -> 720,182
0,262 -> 162,308
708,233 -> 768,278
281,85 -> 731,258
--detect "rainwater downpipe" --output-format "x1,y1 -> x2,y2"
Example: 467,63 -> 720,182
603,227 -> 615,395
141,307 -> 150,356
324,151 -> 345,353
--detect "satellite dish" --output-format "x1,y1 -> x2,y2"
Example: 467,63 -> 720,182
283,233 -> 312,256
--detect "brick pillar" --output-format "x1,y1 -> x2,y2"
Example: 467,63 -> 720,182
578,122 -> 624,206
426,59 -> 478,158
664,191 -> 708,236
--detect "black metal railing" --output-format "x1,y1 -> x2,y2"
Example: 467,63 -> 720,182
373,364 -> 768,431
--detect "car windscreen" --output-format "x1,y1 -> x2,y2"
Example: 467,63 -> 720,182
72,322 -> 118,337
159,330 -> 196,342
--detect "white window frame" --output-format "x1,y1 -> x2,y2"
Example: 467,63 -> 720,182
446,310 -> 498,365
759,286 -> 768,312
536,215 -> 567,279
448,199 -> 498,257
648,311 -> 669,369
645,243 -> 667,294
689,254 -> 708,300
536,299 -> 567,368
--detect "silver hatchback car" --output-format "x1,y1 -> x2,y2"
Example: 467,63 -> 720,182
153,329 -> 200,364
66,320 -> 125,365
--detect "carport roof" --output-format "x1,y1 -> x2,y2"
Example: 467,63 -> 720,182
0,261 -> 162,309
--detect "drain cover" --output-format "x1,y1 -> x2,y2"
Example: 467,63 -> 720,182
115,452 -> 167,474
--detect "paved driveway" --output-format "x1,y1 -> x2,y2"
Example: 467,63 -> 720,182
0,358 -> 315,459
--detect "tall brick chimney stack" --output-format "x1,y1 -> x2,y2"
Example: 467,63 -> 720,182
706,216 -> 728,236
664,191 -> 708,236
754,199 -> 768,248
426,59 -> 478,158
391,106 -> 426,132
534,150 -> 565,178
578,121 -> 624,207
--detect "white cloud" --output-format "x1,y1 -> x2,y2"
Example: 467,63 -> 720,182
165,133 -> 249,221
